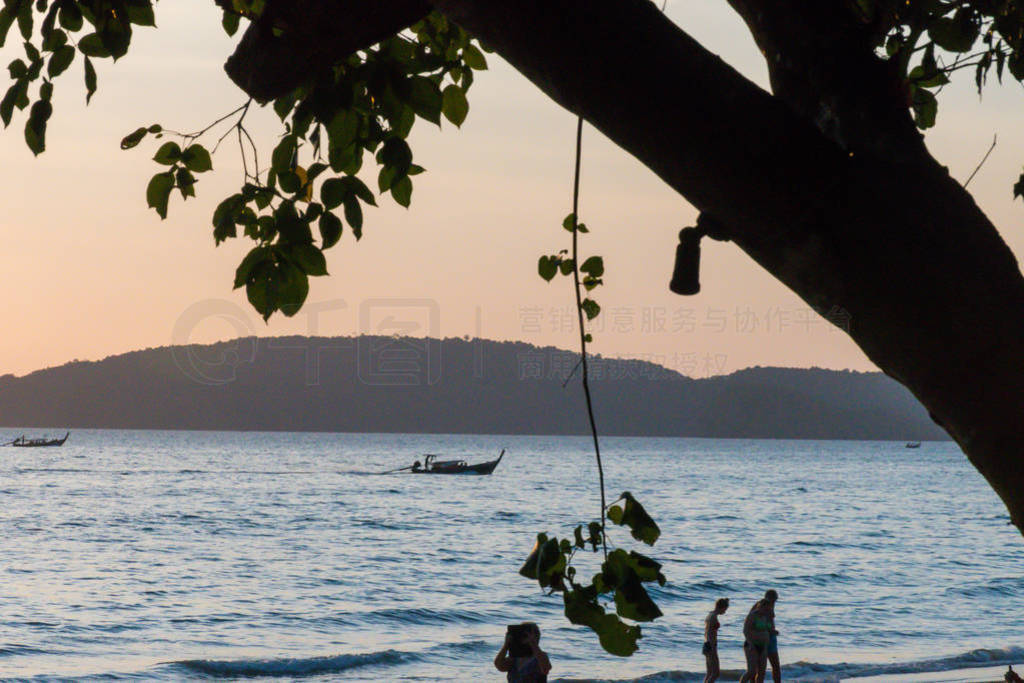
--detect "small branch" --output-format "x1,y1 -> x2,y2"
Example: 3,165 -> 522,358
561,358 -> 583,387
182,100 -> 251,143
963,134 -> 997,188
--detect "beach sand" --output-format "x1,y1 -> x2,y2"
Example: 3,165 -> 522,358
852,663 -> 1009,682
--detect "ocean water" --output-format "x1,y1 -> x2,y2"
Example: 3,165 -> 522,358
0,431 -> 1021,681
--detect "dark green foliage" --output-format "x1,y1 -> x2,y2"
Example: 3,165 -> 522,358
0,3 -> 489,320
539,214 -> 604,325
607,492 -> 661,546
851,0 -> 1024,131
521,493 -> 665,657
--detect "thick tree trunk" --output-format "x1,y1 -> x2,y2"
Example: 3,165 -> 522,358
227,0 -> 1024,533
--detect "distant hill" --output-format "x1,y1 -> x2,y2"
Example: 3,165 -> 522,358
0,336 -> 948,439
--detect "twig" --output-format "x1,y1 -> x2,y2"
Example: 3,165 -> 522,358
963,134 -> 997,188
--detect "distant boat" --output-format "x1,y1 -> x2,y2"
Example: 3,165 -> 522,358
905,442 -> 921,449
386,449 -> 505,475
9,431 -> 69,448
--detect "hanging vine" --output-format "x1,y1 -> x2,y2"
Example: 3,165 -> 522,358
523,118 -> 666,657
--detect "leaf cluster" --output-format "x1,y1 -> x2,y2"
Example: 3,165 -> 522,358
538,213 -> 603,337
119,11 -> 487,321
518,492 -> 664,657
1,0 -> 154,153
853,0 -> 1024,130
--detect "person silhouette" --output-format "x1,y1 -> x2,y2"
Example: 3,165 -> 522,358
703,597 -> 729,683
494,622 -> 551,682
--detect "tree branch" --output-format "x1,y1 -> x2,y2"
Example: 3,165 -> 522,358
224,0 -> 431,102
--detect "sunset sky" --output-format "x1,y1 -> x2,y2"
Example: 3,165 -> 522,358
2,1 -> 1022,378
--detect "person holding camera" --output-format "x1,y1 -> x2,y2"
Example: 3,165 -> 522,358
494,622 -> 551,682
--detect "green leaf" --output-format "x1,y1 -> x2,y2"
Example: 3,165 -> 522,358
563,586 -> 604,628
212,193 -> 244,243
175,167 -> 196,199
8,58 -> 27,79
343,195 -> 363,236
379,137 -> 412,175
0,8 -> 14,49
24,98 -> 52,155
911,86 -> 938,129
613,575 -> 662,622
83,56 -> 96,104
607,505 -> 623,525
908,64 -> 949,88
146,171 -> 174,219
391,175 -> 412,207
58,3 -> 83,32
16,2 -> 32,41
277,261 -> 310,317
1013,171 -> 1024,201
47,44 -> 75,77
441,84 -> 468,127
627,551 -> 667,586
462,43 -> 487,70
42,26 -> 69,53
407,76 -> 442,125
347,176 -> 376,206
378,165 -> 396,193
245,260 -> 278,320
233,245 -> 270,289
573,525 -> 586,549
117,124 -> 149,148
288,243 -> 328,276
538,255 -> 558,282
592,613 -> 641,657
327,109 -> 359,154
928,13 -> 979,53
581,298 -> 601,320
278,170 -> 301,194
271,134 -> 297,173
153,141 -> 182,165
1,80 -> 26,127
127,3 -> 156,27
222,10 -> 240,36
519,533 -> 566,589
559,258 -> 575,276
562,213 -> 576,231
319,211 -> 343,249
607,492 -> 661,546
588,521 -> 603,551
320,177 -> 347,210
78,33 -> 111,58
181,144 -> 213,172
581,256 -> 604,278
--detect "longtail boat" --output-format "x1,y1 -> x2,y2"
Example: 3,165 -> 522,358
9,431 -> 69,448
384,449 -> 505,475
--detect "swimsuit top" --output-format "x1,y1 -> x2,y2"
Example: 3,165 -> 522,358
752,614 -> 771,633
704,611 -> 719,643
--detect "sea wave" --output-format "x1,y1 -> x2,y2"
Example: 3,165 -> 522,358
173,648 -> 418,677
554,646 -> 1024,682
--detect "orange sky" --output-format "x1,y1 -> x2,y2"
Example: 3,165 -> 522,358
2,1 -> 1022,378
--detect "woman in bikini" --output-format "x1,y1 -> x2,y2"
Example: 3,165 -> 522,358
739,597 -> 772,683
703,597 -> 729,683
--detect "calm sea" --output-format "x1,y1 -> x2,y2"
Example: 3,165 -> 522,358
0,431 -> 1021,681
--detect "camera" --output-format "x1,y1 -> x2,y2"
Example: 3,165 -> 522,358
506,624 -> 532,658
